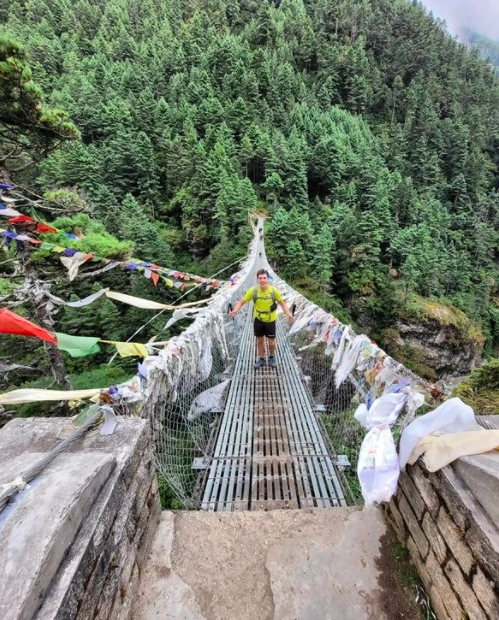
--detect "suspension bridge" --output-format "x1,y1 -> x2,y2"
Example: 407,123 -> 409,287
201,253 -> 346,511
145,215 -> 407,512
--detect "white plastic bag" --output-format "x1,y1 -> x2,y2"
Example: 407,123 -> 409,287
354,392 -> 408,429
358,424 -> 400,504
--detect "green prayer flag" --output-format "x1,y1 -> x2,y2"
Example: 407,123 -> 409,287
55,332 -> 101,358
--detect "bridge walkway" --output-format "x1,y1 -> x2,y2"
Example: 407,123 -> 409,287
201,307 -> 346,511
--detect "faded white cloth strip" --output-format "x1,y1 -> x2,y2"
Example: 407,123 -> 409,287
66,288 -> 109,307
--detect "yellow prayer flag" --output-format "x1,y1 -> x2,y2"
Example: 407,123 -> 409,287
114,342 -> 149,358
100,340 -> 149,358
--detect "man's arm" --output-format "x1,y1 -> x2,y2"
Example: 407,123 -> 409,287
229,298 -> 247,318
278,299 -> 295,324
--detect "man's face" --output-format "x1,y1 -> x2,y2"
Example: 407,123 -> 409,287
257,273 -> 268,288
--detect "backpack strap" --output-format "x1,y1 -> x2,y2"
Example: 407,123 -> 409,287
253,286 -> 275,303
253,286 -> 275,306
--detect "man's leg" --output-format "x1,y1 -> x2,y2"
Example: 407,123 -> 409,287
254,320 -> 266,367
267,321 -> 277,367
268,336 -> 276,356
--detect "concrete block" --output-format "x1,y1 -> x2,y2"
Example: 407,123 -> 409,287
25,418 -> 153,620
87,561 -> 122,620
119,543 -> 138,595
398,493 -> 429,559
75,455 -> 158,620
386,500 -> 406,544
110,562 -> 140,620
136,514 -> 161,573
112,463 -> 147,545
0,418 -> 67,461
121,461 -> 153,544
0,452 -> 115,620
444,559 -> 487,620
399,471 -> 425,519
49,471 -> 127,620
454,453 -> 499,526
409,462 -> 440,518
472,566 -> 499,619
422,512 -> 447,564
0,451 -> 46,485
136,486 -> 161,571
77,473 -> 150,620
69,516 -> 119,619
436,507 -> 474,576
407,536 -> 431,591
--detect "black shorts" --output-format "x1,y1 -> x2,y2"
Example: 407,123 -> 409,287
254,318 -> 276,339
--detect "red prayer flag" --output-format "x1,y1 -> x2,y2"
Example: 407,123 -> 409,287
35,222 -> 59,234
8,215 -> 35,225
151,272 -> 160,286
0,308 -> 57,343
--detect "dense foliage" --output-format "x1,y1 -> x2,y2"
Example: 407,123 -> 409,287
2,0 -> 499,390
462,29 -> 499,72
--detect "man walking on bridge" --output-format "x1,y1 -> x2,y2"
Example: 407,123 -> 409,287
229,268 -> 295,368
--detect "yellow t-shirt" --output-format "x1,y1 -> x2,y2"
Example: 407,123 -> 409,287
243,285 -> 282,323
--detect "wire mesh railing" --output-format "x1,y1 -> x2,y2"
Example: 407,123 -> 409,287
139,217 -> 262,508
269,271 -> 425,506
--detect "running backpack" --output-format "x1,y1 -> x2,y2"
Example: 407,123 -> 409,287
253,286 -> 277,312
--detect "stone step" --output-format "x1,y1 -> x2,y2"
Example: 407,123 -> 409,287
134,507 -> 420,620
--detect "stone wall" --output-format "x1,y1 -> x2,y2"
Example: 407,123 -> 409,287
0,417 -> 161,620
387,460 -> 499,620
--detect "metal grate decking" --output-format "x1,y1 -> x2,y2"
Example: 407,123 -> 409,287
201,310 -> 347,511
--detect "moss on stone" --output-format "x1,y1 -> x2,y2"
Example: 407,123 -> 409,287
454,359 -> 499,414
378,327 -> 437,380
401,293 -> 484,346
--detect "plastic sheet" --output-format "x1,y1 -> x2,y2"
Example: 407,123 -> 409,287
408,430 -> 499,471
335,334 -> 370,387
187,379 -> 231,421
399,397 -> 481,469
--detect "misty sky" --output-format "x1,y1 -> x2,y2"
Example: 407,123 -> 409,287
422,0 -> 499,40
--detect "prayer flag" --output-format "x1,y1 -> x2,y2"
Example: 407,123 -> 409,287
0,308 -> 57,343
55,332 -> 101,358
8,215 -> 35,225
36,222 -> 59,234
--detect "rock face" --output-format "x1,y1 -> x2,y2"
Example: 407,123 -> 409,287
396,317 -> 483,377
352,293 -> 484,379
